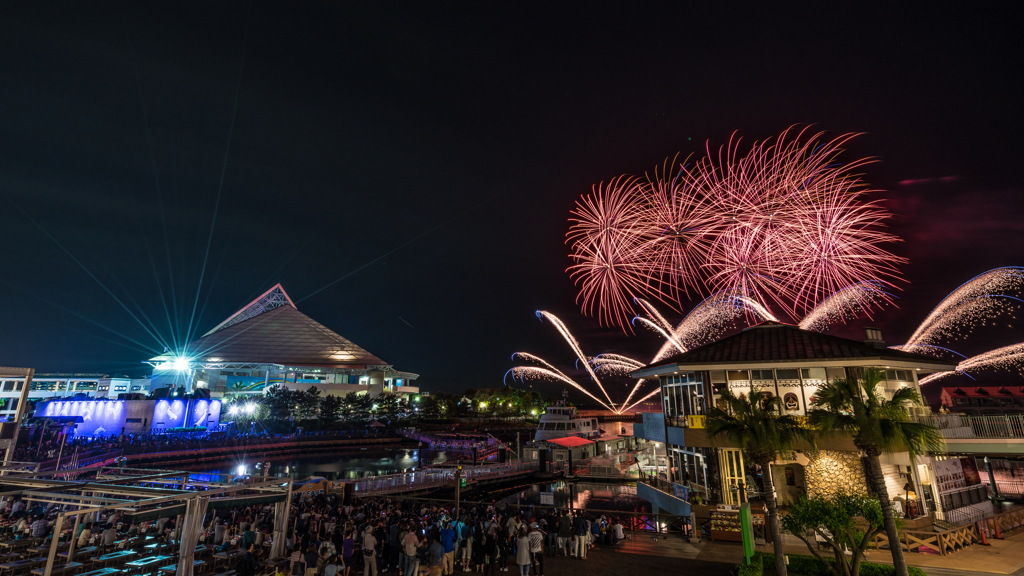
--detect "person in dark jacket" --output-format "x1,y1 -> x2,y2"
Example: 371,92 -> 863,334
237,542 -> 260,576
572,514 -> 588,559
556,514 -> 572,557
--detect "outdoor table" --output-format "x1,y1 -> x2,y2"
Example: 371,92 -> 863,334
78,569 -> 123,576
0,557 -> 45,573
212,549 -> 243,571
26,542 -> 65,555
123,554 -> 172,569
92,550 -> 136,566
0,554 -> 18,562
0,540 -> 37,550
29,561 -> 81,575
59,545 -> 98,559
160,559 -> 203,572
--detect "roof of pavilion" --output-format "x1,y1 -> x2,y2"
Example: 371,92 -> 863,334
632,321 -> 958,376
149,284 -> 391,369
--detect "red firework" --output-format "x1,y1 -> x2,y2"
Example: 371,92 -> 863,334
566,127 -> 905,329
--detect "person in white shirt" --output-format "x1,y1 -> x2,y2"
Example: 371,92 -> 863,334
362,531 -> 378,576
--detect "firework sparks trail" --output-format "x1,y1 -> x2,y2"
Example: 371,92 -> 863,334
590,354 -> 645,376
614,291 -> 778,410
621,386 -> 665,413
798,281 -> 893,332
918,343 -> 1024,386
647,290 -> 777,363
535,310 -> 616,406
899,268 -> 1024,355
505,356 -> 610,409
568,127 -> 905,329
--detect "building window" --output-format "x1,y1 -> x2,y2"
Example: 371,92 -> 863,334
727,370 -> 749,382
751,369 -> 775,381
885,370 -> 911,381
801,368 -> 826,380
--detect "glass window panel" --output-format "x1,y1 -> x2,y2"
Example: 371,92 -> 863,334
776,369 -> 799,380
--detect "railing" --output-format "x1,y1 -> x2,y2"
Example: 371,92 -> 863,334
384,495 -> 691,535
912,413 -> 1024,439
943,505 -> 986,527
352,460 -> 538,495
987,478 -> 1024,497
939,484 -> 989,512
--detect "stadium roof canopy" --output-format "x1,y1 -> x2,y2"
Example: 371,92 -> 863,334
147,284 -> 411,374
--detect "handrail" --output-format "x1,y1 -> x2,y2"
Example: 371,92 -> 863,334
943,505 -> 986,527
911,413 -> 1024,439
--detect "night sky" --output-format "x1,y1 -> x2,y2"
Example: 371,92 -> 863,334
1,3 -> 1022,402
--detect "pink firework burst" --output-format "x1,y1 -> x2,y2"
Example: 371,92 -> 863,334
567,176 -> 658,329
567,126 -> 905,329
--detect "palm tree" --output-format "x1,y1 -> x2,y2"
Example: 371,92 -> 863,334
707,390 -> 815,576
807,368 -> 943,576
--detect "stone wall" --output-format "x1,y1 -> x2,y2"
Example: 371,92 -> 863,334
805,450 -> 868,499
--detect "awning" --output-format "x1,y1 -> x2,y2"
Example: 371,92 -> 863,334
546,437 -> 594,448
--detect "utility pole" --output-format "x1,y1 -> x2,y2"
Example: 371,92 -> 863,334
454,466 -> 462,520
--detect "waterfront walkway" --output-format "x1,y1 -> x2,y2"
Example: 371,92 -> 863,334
558,523 -> 1024,576
691,527 -> 1024,576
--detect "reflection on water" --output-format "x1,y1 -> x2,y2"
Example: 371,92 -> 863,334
188,448 -> 458,480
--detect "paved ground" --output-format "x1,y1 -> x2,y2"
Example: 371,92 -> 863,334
368,524 -> 1024,576
439,536 -> 733,576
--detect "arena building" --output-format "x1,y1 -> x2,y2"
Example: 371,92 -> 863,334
146,284 -> 420,401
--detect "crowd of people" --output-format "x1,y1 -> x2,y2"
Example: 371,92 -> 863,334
285,493 -> 630,576
270,496 -> 628,576
0,485 -> 632,576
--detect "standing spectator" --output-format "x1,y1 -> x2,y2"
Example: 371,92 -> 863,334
428,534 -> 445,576
342,532 -> 355,576
237,542 -> 260,576
515,528 -> 530,576
573,513 -> 588,560
527,525 -> 544,576
291,545 -> 306,576
362,527 -> 378,576
439,522 -> 455,575
544,514 -> 558,558
306,546 -> 321,576
557,513 -> 571,557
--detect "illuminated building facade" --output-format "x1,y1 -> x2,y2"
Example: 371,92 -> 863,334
630,322 -> 957,520
146,284 -> 420,401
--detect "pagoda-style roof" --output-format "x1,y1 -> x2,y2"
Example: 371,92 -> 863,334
632,322 -> 958,377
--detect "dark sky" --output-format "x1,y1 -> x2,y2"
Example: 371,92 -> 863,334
1,3 -> 1022,402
